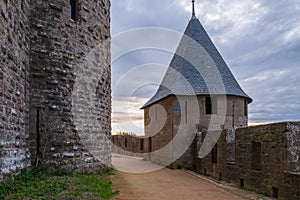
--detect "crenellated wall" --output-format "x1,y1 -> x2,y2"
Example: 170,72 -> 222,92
194,122 -> 300,200
112,122 -> 300,200
111,135 -> 147,157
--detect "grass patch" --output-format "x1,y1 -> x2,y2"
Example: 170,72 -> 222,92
0,165 -> 118,200
239,186 -> 255,192
260,191 -> 270,197
176,164 -> 184,170
106,165 -> 115,176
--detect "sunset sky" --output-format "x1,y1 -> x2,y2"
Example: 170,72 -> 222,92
110,0 -> 300,135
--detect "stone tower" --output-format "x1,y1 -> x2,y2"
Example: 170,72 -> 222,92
0,0 -> 111,182
141,1 -> 252,165
29,0 -> 111,169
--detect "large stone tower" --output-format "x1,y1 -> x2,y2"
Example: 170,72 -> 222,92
0,0 -> 111,182
29,0 -> 111,169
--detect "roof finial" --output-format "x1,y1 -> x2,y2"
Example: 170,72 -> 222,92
192,0 -> 196,18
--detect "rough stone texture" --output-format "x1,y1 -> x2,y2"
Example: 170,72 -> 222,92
0,0 -> 31,182
194,122 -> 300,200
29,0 -> 111,170
0,0 -> 111,182
144,96 -> 175,164
111,135 -> 146,157
286,123 -> 300,173
226,129 -> 235,163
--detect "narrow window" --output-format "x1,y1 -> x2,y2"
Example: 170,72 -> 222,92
206,97 -> 212,114
232,101 -> 235,128
185,101 -> 188,123
70,0 -> 77,21
240,179 -> 245,188
251,142 -> 262,171
244,99 -> 248,116
125,137 -> 128,148
212,144 -> 218,164
140,139 -> 144,151
206,96 -> 217,114
272,187 -> 279,199
149,137 -> 152,152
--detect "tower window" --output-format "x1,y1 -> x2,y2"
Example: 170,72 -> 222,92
212,144 -> 218,164
125,138 -> 128,148
70,0 -> 77,21
206,97 -> 212,114
272,187 -> 279,199
244,99 -> 248,116
185,101 -> 188,123
206,97 -> 217,114
140,139 -> 144,151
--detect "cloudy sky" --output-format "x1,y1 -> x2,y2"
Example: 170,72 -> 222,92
110,0 -> 300,135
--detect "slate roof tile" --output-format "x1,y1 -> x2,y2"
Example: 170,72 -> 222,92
142,17 -> 252,109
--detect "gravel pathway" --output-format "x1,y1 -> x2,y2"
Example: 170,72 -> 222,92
111,154 -> 271,200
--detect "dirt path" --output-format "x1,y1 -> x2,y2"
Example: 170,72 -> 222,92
111,154 -> 271,200
111,168 -> 270,200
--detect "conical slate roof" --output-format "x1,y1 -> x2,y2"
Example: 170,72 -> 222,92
142,16 -> 252,109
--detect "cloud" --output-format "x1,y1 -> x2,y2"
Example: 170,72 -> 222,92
112,62 -> 168,98
242,68 -> 300,123
111,0 -> 300,134
111,0 -> 189,34
241,69 -> 290,83
112,97 -> 147,135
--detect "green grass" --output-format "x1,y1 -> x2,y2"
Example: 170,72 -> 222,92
239,186 -> 255,192
176,164 -> 184,170
0,165 -> 119,200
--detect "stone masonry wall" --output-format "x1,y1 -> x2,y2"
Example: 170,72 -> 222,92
194,122 -> 300,200
143,95 -> 248,167
0,0 -> 31,182
114,100 -> 299,199
144,96 -> 175,164
111,135 -> 146,157
29,0 -> 111,169
114,122 -> 300,199
195,95 -> 248,130
0,0 -> 111,182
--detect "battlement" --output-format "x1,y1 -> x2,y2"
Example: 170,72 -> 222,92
112,122 -> 300,199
